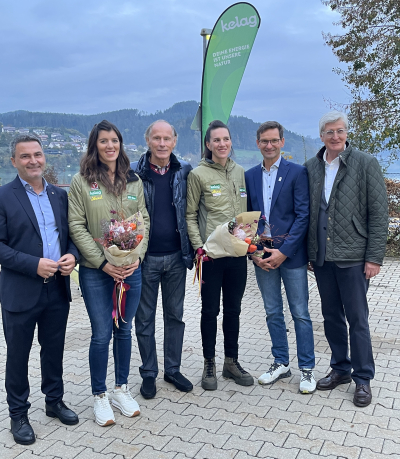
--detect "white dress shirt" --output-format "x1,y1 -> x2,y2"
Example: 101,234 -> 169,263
262,155 -> 281,237
323,151 -> 340,203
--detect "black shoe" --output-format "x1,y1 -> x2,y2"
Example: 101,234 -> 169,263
164,372 -> 193,392
140,376 -> 157,399
10,416 -> 36,445
353,383 -> 372,407
45,401 -> 79,425
316,370 -> 352,391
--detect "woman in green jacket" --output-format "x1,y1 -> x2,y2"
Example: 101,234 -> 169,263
186,120 -> 253,391
68,120 -> 150,427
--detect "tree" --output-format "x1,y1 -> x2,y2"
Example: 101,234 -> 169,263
43,164 -> 58,184
322,0 -> 400,162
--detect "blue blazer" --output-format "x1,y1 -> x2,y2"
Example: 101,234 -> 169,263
0,176 -> 79,312
245,158 -> 309,269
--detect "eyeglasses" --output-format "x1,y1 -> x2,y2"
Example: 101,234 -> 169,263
258,139 -> 281,146
322,129 -> 347,137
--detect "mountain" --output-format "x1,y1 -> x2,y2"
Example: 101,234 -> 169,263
0,101 -> 322,161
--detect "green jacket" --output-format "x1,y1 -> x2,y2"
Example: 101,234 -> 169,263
68,171 -> 150,269
186,158 -> 247,250
305,143 -> 388,264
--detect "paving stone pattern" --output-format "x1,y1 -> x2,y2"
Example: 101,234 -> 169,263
0,259 -> 399,458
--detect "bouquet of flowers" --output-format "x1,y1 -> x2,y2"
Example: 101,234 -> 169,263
95,210 -> 146,326
202,211 -> 261,258
193,211 -> 261,294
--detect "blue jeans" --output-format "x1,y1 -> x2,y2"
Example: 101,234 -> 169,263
79,265 -> 142,395
135,251 -> 187,378
254,264 -> 315,369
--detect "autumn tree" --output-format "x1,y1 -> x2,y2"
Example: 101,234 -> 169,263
43,164 -> 59,185
322,0 -> 400,162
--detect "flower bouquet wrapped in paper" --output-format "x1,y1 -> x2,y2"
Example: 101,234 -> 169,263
95,210 -> 146,326
96,210 -> 145,266
203,211 -> 261,258
193,211 -> 261,295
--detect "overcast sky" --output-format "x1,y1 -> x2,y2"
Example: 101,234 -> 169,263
0,0 -> 349,137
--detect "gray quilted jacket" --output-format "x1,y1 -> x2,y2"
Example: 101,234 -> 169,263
305,143 -> 388,264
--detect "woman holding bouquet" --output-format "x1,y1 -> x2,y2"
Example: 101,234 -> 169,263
186,120 -> 253,390
68,120 -> 150,426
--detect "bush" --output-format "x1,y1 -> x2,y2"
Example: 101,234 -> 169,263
386,179 -> 400,257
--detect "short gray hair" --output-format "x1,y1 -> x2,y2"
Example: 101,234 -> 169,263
319,111 -> 348,135
10,133 -> 43,158
144,119 -> 178,142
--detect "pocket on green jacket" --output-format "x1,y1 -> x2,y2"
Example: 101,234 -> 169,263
352,215 -> 368,238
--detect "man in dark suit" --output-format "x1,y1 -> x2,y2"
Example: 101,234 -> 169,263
245,121 -> 315,393
0,134 -> 80,445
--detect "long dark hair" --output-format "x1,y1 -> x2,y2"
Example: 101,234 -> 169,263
203,120 -> 233,160
80,120 -> 130,196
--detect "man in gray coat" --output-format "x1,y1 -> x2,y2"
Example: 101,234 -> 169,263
305,111 -> 388,407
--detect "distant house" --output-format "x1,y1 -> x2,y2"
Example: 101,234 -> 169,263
33,129 -> 45,135
17,128 -> 30,134
44,149 -> 61,155
2,126 -> 15,133
125,144 -> 138,151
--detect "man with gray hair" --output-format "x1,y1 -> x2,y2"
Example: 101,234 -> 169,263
0,134 -> 79,444
131,120 -> 193,398
305,111 -> 388,407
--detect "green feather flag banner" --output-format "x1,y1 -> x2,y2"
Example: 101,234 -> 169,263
200,2 -> 260,141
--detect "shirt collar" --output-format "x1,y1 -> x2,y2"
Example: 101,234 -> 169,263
149,161 -> 171,175
323,151 -> 341,165
261,154 -> 282,172
19,176 -> 48,191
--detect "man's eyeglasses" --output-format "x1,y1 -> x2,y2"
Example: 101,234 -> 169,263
258,139 -> 281,146
322,129 -> 347,137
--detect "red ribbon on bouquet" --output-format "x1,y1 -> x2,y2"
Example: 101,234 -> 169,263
112,280 -> 131,328
193,248 -> 209,296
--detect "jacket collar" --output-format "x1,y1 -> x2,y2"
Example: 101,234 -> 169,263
127,169 -> 139,183
316,141 -> 351,164
140,150 -> 181,177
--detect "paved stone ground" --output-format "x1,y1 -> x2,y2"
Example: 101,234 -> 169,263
0,259 -> 399,459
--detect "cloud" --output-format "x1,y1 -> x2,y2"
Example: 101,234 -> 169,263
0,0 -> 346,136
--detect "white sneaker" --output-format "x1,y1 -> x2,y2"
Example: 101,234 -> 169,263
258,363 -> 291,385
111,384 -> 140,417
299,369 -> 316,394
93,392 -> 115,426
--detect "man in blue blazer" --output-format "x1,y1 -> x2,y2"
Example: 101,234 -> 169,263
245,121 -> 316,393
0,134 -> 80,445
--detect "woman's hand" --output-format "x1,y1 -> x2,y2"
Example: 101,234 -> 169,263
102,262 -> 125,281
121,260 -> 140,278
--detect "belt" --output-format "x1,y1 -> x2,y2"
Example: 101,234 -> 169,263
44,273 -> 58,284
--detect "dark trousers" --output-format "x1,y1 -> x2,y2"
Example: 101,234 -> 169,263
1,278 -> 70,420
201,256 -> 247,359
135,251 -> 187,378
313,261 -> 374,384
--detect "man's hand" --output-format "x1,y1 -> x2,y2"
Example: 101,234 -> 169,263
37,258 -> 59,279
251,252 -> 271,271
364,261 -> 380,280
262,248 -> 287,269
58,254 -> 76,276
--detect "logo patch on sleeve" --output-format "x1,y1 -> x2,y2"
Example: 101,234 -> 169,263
240,187 -> 247,198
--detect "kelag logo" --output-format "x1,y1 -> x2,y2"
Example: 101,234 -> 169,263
221,16 -> 258,32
